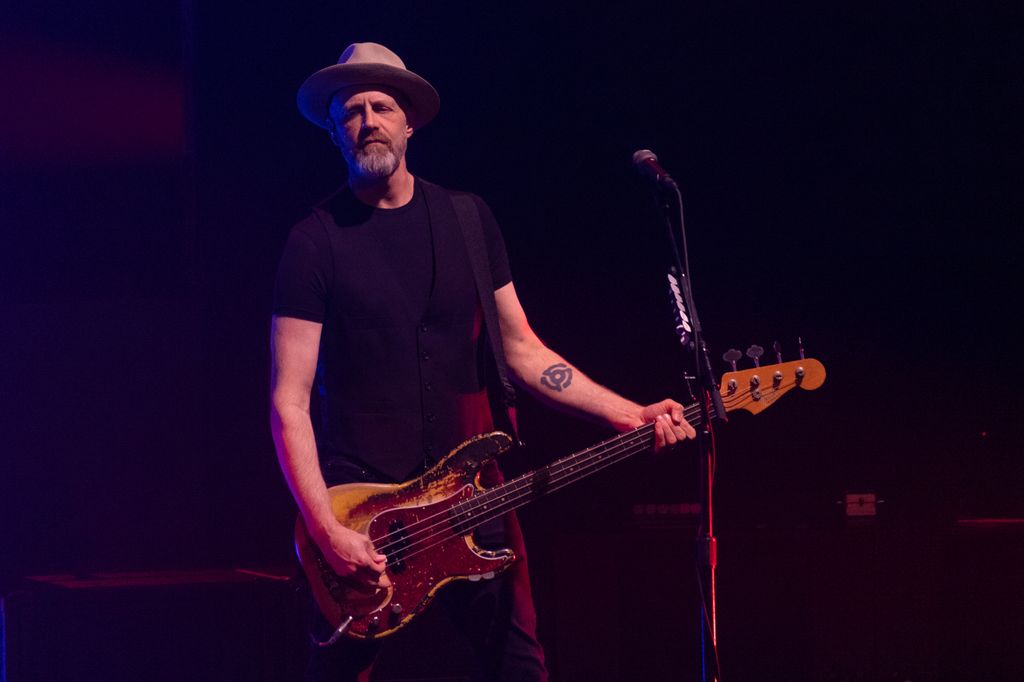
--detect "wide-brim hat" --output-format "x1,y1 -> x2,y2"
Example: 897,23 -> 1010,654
297,42 -> 440,130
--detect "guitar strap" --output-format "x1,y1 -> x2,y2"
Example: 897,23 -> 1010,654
450,194 -> 521,446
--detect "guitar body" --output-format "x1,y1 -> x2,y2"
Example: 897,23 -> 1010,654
295,431 -> 517,640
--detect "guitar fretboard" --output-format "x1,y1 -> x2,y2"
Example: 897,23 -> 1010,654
448,403 -> 706,534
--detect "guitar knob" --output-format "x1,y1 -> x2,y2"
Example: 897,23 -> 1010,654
391,603 -> 403,615
368,615 -> 381,629
773,371 -> 783,387
749,375 -> 760,388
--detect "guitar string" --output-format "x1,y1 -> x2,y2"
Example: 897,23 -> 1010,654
371,423 -> 663,556
373,399 -> 707,557
369,378 -> 800,557
371,411 -> 685,556
389,438 -> 660,565
370,380 -> 784,557
372,392 -> 727,554
387,385 -> 747,564
371,385 -> 766,556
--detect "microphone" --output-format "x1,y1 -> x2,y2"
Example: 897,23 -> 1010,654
632,149 -> 677,189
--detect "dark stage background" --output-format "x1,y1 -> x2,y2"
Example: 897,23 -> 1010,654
2,2 -> 1022,680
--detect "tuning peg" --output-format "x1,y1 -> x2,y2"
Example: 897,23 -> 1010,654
722,348 -> 742,372
798,336 -> 805,360
773,340 -> 782,364
746,344 -> 764,367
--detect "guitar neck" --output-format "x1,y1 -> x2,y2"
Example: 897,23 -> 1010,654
450,402 -> 705,533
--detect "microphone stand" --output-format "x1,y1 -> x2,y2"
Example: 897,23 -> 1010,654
655,181 -> 726,682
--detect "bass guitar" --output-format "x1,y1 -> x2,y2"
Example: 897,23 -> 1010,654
296,358 -> 826,643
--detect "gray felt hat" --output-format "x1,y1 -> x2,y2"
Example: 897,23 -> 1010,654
296,42 -> 440,129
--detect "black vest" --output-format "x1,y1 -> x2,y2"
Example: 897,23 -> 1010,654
312,180 -> 496,483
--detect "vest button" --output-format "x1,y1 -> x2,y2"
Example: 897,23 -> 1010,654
419,324 -> 428,333
424,382 -> 433,392
421,351 -> 430,361
426,413 -> 436,423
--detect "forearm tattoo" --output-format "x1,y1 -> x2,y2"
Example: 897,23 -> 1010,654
540,363 -> 573,392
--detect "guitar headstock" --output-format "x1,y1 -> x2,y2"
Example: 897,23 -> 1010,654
719,358 -> 826,415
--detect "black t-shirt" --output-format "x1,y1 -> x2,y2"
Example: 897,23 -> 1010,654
273,178 -> 513,482
274,179 -> 511,324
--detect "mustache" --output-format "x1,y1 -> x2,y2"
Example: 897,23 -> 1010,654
358,135 -> 391,149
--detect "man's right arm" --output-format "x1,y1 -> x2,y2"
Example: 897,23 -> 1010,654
269,315 -> 388,585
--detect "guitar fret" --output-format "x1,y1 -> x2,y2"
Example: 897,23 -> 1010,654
446,414 -> 699,535
454,403 -> 723,537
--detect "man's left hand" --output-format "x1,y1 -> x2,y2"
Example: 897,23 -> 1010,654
640,399 -> 697,452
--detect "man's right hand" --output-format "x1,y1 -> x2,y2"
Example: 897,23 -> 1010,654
313,522 -> 390,588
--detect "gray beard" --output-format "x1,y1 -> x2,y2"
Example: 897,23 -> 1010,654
353,149 -> 398,178
348,143 -> 403,180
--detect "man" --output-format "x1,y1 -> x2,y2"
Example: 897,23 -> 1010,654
271,42 -> 695,681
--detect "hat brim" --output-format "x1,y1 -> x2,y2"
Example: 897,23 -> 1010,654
297,63 -> 440,130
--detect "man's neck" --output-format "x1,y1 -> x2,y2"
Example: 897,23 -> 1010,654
348,166 -> 415,209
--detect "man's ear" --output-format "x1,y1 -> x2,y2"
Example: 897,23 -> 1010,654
324,117 -> 341,147
406,125 -> 414,139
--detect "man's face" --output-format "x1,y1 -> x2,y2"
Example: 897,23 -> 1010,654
327,86 -> 412,180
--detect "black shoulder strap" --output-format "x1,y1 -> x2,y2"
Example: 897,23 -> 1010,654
449,193 -> 520,444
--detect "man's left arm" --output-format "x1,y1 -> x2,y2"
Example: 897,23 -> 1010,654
495,282 -> 695,449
